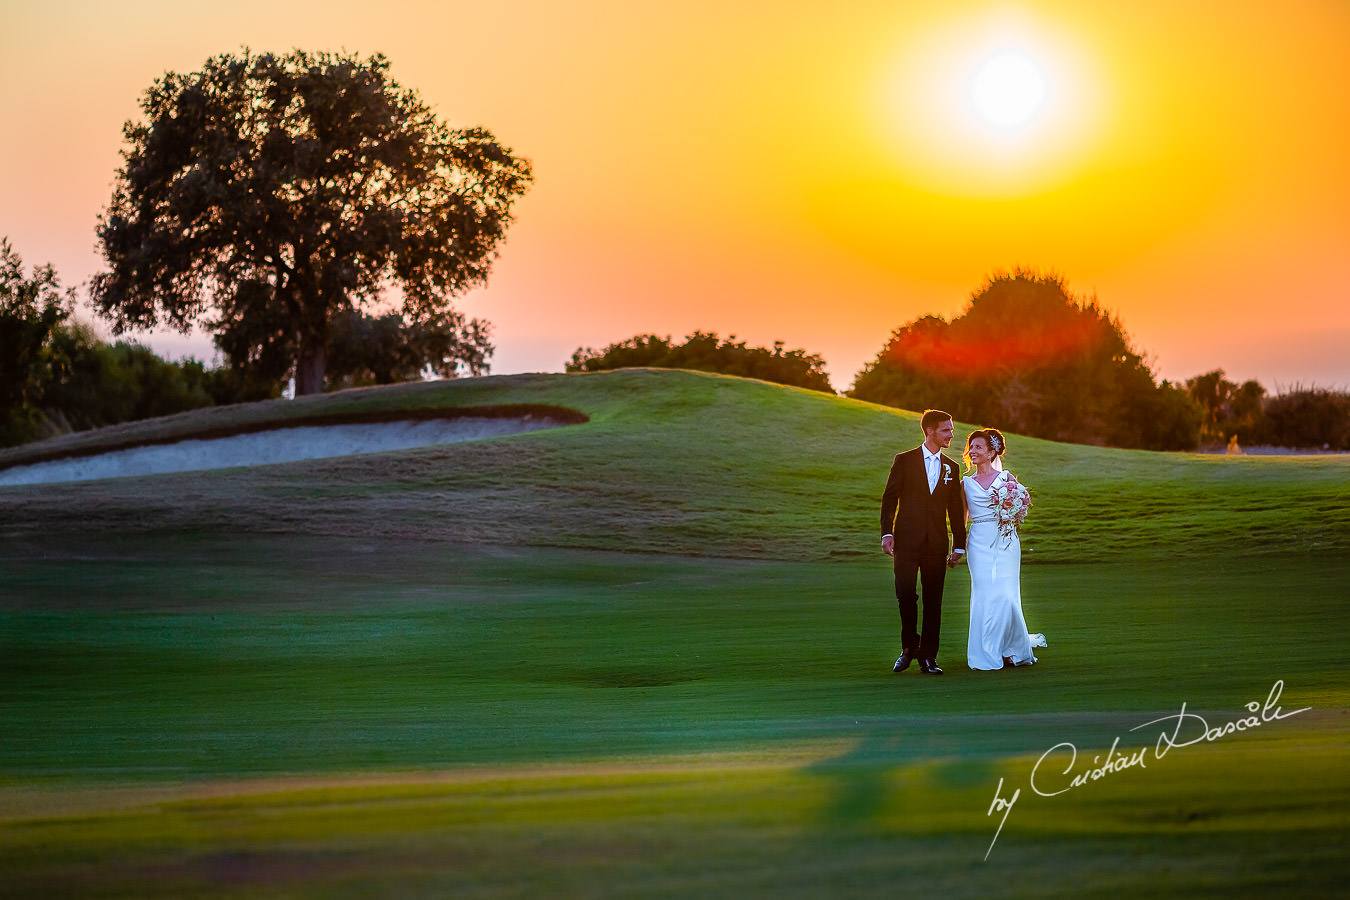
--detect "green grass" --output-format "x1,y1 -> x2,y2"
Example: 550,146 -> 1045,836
2,539 -> 1347,896
1,370 -> 1347,896
2,538 -> 1346,773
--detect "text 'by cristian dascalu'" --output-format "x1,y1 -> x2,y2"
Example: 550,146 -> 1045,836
982,679 -> 1311,860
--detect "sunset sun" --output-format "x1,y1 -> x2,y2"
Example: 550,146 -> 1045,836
969,51 -> 1048,129
873,13 -> 1106,199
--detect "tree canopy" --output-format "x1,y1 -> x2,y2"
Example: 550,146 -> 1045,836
849,270 -> 1202,450
567,331 -> 834,393
91,48 -> 531,395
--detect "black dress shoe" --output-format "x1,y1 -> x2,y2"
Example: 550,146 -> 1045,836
893,650 -> 915,672
919,658 -> 943,675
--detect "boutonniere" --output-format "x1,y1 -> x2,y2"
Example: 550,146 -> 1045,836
942,466 -> 954,485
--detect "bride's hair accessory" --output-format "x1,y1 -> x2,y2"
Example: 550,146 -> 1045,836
986,430 -> 1004,456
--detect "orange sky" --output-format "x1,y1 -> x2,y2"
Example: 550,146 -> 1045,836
2,0 -> 1347,391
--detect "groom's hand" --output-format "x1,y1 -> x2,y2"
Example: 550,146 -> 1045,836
947,551 -> 965,567
881,535 -> 895,557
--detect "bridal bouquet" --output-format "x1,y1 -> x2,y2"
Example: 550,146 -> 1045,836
987,474 -> 1032,547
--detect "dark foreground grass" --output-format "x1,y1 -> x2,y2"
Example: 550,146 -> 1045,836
2,536 -> 1347,897
2,744 -> 1344,899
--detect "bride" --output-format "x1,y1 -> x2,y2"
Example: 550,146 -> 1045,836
961,428 -> 1046,670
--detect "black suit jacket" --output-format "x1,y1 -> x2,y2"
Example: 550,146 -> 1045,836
880,447 -> 966,554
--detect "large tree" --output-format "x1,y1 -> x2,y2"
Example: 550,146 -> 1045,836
92,49 -> 532,395
849,270 -> 1202,449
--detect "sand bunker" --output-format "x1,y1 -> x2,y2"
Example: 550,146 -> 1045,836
0,417 -> 564,487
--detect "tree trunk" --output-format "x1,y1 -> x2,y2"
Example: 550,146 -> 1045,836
295,341 -> 326,396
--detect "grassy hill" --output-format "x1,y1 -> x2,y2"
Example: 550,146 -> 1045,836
2,368 -> 1347,561
2,369 -> 1347,897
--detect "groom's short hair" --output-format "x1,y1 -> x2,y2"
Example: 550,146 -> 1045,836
920,409 -> 952,434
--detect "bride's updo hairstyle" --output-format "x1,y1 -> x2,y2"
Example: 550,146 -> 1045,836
963,428 -> 1007,470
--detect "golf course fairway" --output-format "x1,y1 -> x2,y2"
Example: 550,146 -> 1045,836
2,369 -> 1346,898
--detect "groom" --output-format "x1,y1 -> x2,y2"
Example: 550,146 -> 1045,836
880,409 -> 966,675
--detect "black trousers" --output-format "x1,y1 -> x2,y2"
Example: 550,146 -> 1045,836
893,541 -> 948,660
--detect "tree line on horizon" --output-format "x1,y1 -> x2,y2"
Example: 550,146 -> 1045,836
571,271 -> 1348,453
5,248 -> 1346,451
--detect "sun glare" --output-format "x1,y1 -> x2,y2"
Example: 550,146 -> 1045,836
969,52 -> 1047,129
873,11 -> 1105,198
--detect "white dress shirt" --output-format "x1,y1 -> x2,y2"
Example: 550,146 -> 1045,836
924,447 -> 941,493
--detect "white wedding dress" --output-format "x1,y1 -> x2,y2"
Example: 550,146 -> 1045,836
963,471 -> 1047,670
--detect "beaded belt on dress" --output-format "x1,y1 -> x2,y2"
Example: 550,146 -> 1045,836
968,517 -> 996,525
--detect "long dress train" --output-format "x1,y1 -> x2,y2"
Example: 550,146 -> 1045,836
963,472 -> 1047,670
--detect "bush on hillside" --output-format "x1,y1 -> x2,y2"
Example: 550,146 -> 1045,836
39,322 -> 221,434
1,241 -> 78,446
567,331 -> 834,393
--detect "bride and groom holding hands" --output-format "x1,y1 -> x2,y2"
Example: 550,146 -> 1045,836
880,409 -> 1046,674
